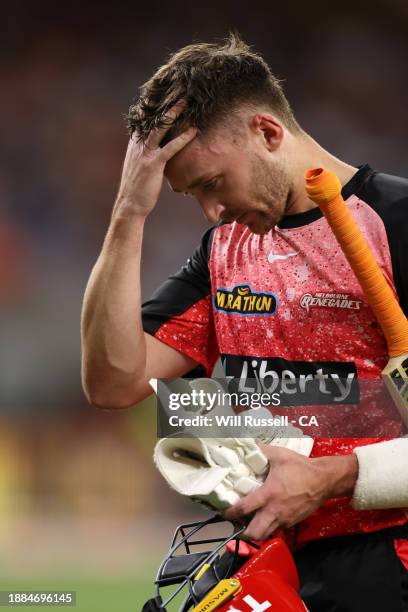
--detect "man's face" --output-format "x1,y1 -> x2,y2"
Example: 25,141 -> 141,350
164,122 -> 291,235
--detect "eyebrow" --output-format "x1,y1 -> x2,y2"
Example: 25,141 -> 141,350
188,175 -> 211,190
173,175 -> 212,193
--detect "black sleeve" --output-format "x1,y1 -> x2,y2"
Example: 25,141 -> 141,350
357,170 -> 408,317
141,226 -> 219,377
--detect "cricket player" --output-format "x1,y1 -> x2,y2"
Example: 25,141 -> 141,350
81,34 -> 408,610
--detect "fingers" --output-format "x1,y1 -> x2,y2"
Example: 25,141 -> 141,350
244,509 -> 280,540
160,126 -> 197,161
145,101 -> 186,150
224,487 -> 280,540
224,487 -> 268,521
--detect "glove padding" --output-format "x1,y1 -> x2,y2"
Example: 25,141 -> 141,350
154,430 -> 314,512
151,377 -> 314,511
154,437 -> 266,510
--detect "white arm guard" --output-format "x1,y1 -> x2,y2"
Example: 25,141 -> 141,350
352,437 -> 408,510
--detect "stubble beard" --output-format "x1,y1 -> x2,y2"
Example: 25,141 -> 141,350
246,153 -> 290,234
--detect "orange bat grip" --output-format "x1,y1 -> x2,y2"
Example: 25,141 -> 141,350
305,167 -> 408,357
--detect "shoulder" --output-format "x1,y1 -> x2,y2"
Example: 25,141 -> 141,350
358,168 -> 408,219
356,167 -> 408,314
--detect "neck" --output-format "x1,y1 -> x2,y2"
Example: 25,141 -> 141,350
285,132 -> 358,215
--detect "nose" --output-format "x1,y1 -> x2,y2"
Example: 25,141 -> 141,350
198,197 -> 226,224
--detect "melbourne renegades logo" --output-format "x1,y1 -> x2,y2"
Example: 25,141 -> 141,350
300,292 -> 362,313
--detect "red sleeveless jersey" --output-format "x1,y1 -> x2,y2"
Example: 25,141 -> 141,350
142,164 -> 408,545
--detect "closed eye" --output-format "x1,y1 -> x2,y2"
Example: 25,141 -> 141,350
201,178 -> 218,192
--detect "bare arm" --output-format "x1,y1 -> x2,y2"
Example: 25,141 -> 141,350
81,106 -> 198,409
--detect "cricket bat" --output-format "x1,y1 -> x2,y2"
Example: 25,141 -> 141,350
304,167 -> 408,427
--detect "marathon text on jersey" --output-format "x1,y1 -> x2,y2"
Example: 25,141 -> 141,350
214,284 -> 278,316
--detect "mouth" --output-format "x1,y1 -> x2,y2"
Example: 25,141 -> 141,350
220,213 -> 241,224
222,212 -> 258,228
243,214 -> 272,235
236,213 -> 250,224
221,212 -> 272,235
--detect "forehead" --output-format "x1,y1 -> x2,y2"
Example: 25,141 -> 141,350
164,130 -> 243,190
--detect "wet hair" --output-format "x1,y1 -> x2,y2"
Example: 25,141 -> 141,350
126,32 -> 300,146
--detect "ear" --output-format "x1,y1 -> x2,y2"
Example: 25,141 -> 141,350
250,113 -> 284,152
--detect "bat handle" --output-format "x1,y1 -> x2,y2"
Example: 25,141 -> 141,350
305,168 -> 408,357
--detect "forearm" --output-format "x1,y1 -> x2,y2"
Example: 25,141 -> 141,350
81,207 -> 147,408
312,453 -> 359,499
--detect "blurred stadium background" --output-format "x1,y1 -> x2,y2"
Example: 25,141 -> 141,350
1,0 -> 408,609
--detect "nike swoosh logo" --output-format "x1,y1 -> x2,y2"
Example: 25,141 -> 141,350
267,251 -> 299,263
